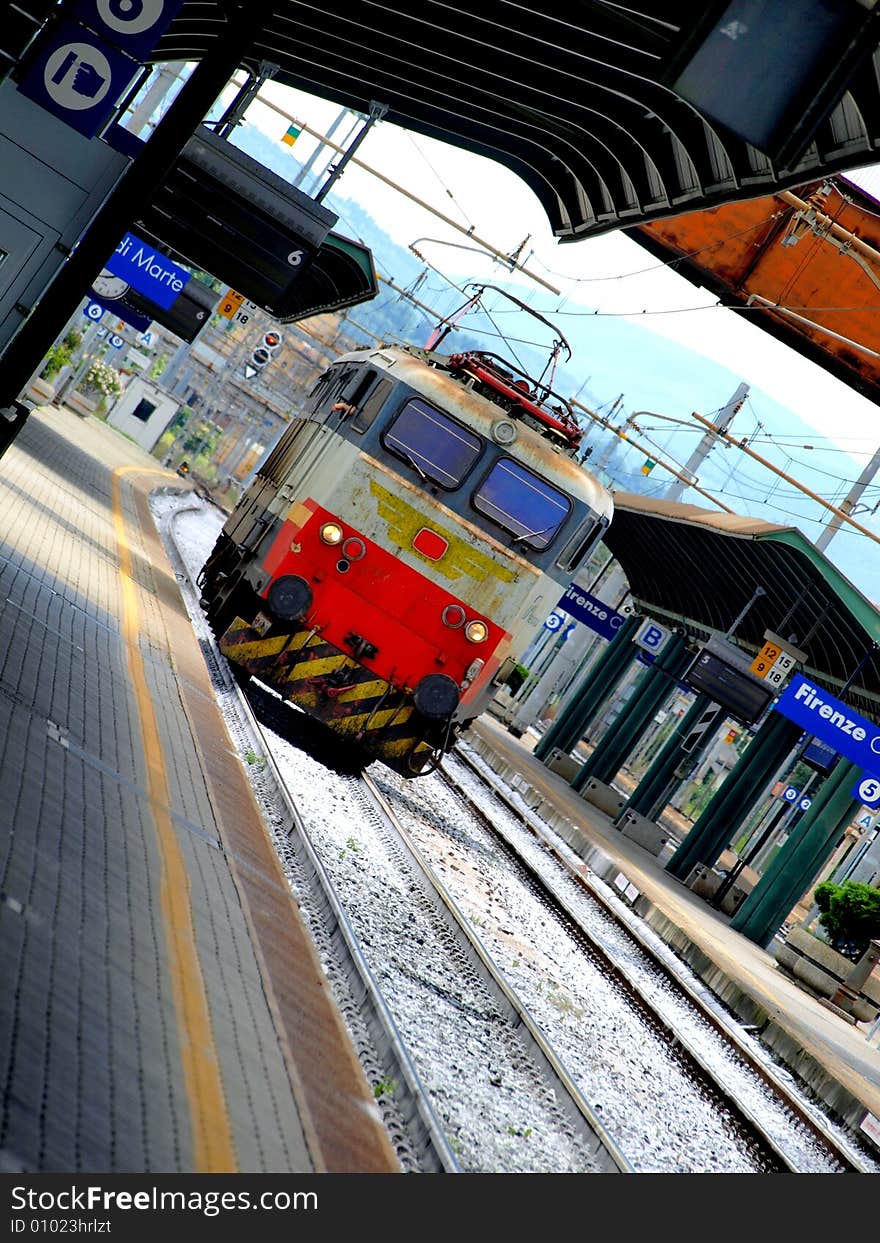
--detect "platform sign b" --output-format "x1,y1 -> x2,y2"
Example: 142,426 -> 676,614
633,619 -> 670,654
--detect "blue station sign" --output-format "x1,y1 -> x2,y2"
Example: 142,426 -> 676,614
556,585 -> 625,641
72,0 -> 186,61
774,674 -> 880,779
17,19 -> 140,138
104,232 -> 191,310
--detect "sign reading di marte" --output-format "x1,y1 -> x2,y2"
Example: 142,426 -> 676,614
105,232 -> 191,310
773,674 -> 880,778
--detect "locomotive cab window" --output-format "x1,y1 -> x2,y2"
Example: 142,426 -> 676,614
473,458 -> 571,550
383,398 -> 482,488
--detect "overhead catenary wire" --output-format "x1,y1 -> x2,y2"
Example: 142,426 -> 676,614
403,132 -> 476,232
239,90 -> 879,548
690,413 -> 880,549
531,211 -> 785,284
237,77 -> 561,294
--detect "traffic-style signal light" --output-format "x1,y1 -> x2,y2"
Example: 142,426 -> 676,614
251,346 -> 272,368
263,331 -> 282,350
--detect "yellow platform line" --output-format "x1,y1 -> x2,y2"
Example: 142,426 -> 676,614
113,468 -> 237,1172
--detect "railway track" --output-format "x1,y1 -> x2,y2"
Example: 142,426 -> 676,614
426,743 -> 876,1173
160,494 -> 877,1174
244,683 -> 629,1173
160,495 -> 626,1172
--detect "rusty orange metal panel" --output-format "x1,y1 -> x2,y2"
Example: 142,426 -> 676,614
632,179 -> 880,402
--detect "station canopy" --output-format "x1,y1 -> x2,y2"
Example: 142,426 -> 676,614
155,2 -> 880,241
604,494 -> 880,721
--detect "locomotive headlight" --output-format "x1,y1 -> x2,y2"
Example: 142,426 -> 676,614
319,521 -> 344,545
465,619 -> 489,644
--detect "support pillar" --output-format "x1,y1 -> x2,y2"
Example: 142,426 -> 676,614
666,710 -> 803,880
533,614 -> 640,761
624,693 -> 714,819
731,760 -> 861,947
572,634 -> 691,791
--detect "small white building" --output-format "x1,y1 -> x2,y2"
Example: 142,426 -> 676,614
107,377 -> 180,452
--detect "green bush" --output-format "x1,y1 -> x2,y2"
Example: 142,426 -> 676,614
507,663 -> 529,695
813,880 -> 880,960
40,329 -> 83,379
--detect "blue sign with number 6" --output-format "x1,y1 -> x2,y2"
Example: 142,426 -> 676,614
73,0 -> 186,59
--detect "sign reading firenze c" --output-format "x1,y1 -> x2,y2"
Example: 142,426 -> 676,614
773,674 -> 880,779
556,585 -> 625,642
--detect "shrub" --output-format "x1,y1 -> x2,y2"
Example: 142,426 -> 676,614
813,880 -> 880,961
507,663 -> 529,695
82,359 -> 122,398
40,329 -> 83,380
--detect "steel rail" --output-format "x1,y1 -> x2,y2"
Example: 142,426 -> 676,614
359,770 -> 632,1173
164,500 -> 458,1174
450,743 -> 871,1174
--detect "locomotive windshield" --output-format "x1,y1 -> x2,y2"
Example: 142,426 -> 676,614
383,398 -> 482,488
473,458 -> 572,550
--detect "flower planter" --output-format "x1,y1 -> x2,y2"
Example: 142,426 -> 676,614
775,925 -> 880,1022
66,391 -> 100,417
26,376 -> 56,404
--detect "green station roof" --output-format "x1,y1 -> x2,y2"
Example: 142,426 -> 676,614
605,494 -> 880,721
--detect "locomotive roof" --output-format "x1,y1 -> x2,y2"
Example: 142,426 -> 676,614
339,344 -> 614,522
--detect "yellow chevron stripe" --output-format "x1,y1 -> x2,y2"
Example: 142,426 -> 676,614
222,632 -> 292,660
282,654 -> 350,681
222,625 -> 323,664
335,679 -> 392,704
333,704 -> 415,732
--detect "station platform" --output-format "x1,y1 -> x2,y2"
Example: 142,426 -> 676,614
0,406 -> 399,1174
468,715 -> 880,1150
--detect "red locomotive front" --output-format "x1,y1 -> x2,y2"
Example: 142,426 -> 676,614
200,338 -> 613,776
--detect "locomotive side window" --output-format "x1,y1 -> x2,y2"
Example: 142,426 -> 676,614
383,398 -> 482,488
352,378 -> 393,432
556,515 -> 607,571
304,369 -> 333,414
327,368 -> 379,427
473,459 -> 571,550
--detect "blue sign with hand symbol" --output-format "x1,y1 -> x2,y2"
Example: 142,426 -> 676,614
18,19 -> 139,137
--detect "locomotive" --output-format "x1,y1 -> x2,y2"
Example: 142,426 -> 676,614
199,312 -> 613,776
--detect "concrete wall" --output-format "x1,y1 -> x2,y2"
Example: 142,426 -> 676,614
107,377 -> 179,452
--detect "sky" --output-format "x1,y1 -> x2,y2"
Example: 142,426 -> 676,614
200,76 -> 880,599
